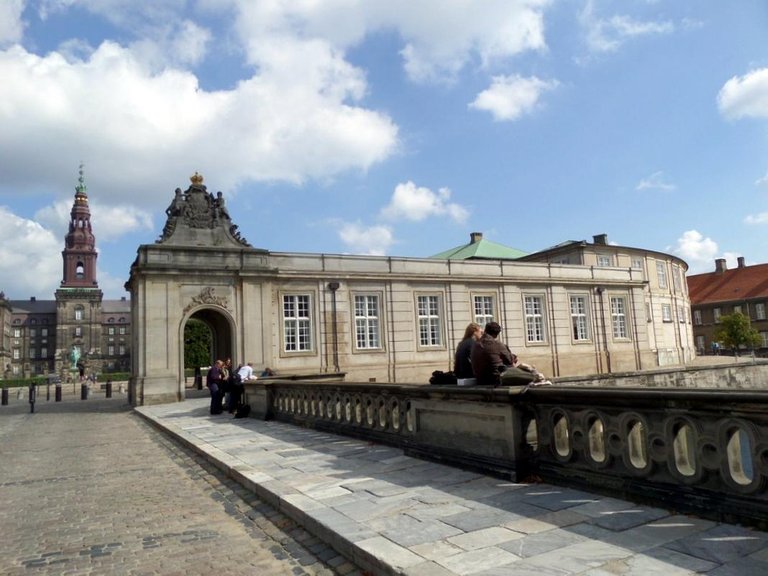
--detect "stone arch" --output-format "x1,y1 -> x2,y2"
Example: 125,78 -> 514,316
179,306 -> 236,382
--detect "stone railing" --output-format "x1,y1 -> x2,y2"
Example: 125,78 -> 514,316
243,380 -> 768,528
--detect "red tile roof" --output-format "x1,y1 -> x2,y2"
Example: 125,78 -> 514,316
687,264 -> 768,305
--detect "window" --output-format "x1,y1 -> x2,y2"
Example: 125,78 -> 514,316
756,303 -> 766,321
12,349 -> 20,360
41,347 -> 47,358
524,295 -> 546,342
693,310 -> 702,325
354,294 -> 381,349
29,328 -> 36,338
13,328 -> 21,338
570,295 -> 590,341
30,318 -> 37,325
283,294 -> 313,352
119,317 -> 126,323
662,304 -> 672,322
672,267 -> 682,293
656,262 -> 667,289
76,262 -> 85,279
631,258 -> 643,270
41,328 -> 48,337
597,254 -> 612,267
108,327 -> 115,335
74,326 -> 82,337
108,345 -> 115,356
714,308 -> 722,323
29,348 -> 36,359
108,317 -> 115,323
610,297 -> 628,338
696,335 -> 705,352
74,306 -> 84,321
678,305 -> 686,323
473,295 -> 494,326
119,326 -> 126,335
417,295 -> 442,347
734,305 -> 743,315
119,345 -> 125,355
761,332 -> 768,348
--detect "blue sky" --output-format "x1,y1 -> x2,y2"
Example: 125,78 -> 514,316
1,0 -> 767,299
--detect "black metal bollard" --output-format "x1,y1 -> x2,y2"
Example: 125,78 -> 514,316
29,383 -> 36,414
106,380 -> 112,398
1,387 -> 8,406
55,384 -> 62,402
81,383 -> 88,400
46,384 -> 51,401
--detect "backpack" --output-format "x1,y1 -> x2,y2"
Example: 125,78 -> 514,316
234,404 -> 251,419
429,370 -> 458,385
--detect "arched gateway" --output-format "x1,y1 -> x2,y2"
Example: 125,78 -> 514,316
126,173 -> 268,405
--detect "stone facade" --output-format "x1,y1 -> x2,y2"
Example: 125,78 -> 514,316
126,174 -> 695,405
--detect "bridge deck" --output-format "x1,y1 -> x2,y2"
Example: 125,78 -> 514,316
137,398 -> 768,576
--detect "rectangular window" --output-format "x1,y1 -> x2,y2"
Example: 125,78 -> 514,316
714,308 -> 722,323
656,262 -> 667,289
762,332 -> 768,348
524,295 -> 546,342
354,294 -> 381,349
569,295 -> 590,341
13,328 -> 21,338
119,326 -> 126,335
597,254 -> 612,267
283,294 -> 313,352
473,295 -> 494,326
662,304 -> 672,322
12,349 -> 20,360
693,310 -> 702,325
41,347 -> 47,358
108,345 -> 115,356
756,303 -> 766,321
75,308 -> 83,321
734,305 -> 743,315
696,335 -> 705,352
677,305 -> 685,323
74,326 -> 82,337
672,267 -> 682,293
108,327 -> 115,335
29,328 -> 36,338
631,257 -> 643,270
41,328 -> 48,337
610,297 -> 628,338
119,345 -> 125,355
29,348 -> 36,359
417,295 -> 442,347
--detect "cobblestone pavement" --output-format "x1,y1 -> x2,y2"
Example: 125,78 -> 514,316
0,397 -> 363,576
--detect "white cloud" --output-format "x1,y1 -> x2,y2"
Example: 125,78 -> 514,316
744,212 -> 768,225
338,222 -> 394,255
35,200 -> 154,242
0,41 -> 398,208
636,171 -> 676,192
718,68 -> 768,120
671,229 -> 726,273
0,206 -> 61,298
757,172 -> 768,188
470,74 -> 558,121
580,0 -> 674,53
0,0 -> 25,46
380,181 -> 469,223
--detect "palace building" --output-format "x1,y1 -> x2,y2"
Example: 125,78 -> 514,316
0,168 -> 131,380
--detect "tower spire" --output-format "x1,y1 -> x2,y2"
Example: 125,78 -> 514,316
60,164 -> 98,288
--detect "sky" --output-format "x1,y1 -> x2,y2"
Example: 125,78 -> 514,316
0,0 -> 767,300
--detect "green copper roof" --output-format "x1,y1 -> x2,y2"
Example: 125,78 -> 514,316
431,233 -> 527,260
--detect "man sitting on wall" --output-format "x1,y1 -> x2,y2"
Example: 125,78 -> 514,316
471,322 -> 550,387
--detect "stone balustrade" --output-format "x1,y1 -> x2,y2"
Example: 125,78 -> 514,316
243,380 -> 768,528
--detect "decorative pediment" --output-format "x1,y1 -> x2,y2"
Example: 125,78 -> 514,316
184,287 -> 230,314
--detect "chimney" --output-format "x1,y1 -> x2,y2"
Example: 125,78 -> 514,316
715,258 -> 727,274
737,256 -> 746,268
30,296 -> 36,302
470,232 -> 483,244
593,234 -> 608,245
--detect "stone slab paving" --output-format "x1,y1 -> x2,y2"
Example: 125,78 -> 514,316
137,398 -> 768,576
0,397 -> 360,576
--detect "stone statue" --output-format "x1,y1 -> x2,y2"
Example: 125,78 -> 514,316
70,345 -> 80,369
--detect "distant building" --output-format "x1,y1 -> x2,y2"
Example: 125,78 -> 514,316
0,167 -> 130,380
687,257 -> 768,355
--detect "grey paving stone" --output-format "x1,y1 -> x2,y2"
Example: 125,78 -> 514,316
663,523 -> 768,564
497,527 -> 587,558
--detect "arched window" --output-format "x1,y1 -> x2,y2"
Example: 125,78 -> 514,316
76,262 -> 85,279
74,306 -> 84,321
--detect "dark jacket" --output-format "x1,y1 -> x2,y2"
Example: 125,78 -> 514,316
454,338 -> 476,378
206,365 -> 222,388
470,334 -> 516,385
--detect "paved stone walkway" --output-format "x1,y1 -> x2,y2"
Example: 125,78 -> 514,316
138,398 -> 768,576
0,397 -> 361,576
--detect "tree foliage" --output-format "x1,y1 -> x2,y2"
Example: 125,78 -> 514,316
713,312 -> 761,352
184,318 -> 213,369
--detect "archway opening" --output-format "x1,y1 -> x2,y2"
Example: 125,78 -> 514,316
183,309 -> 233,384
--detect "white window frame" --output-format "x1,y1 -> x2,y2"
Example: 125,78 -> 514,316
74,326 -> 82,337
734,305 -> 743,315
74,306 -> 84,321
119,326 -> 126,335
569,294 -> 590,342
41,328 -> 48,337
756,303 -> 766,321
656,262 -> 667,289
12,348 -> 20,360
282,293 -> 314,353
714,308 -> 721,323
677,305 -> 686,323
662,304 -> 672,322
597,254 -> 612,267
672,266 -> 682,293
631,257 -> 643,270
108,326 -> 115,335
762,332 -> 768,348
353,293 -> 382,350
524,294 -> 547,343
108,345 -> 115,356
693,310 -> 702,325
416,294 -> 443,348
13,328 -> 21,338
473,294 -> 495,327
119,345 -> 125,355
610,296 -> 629,339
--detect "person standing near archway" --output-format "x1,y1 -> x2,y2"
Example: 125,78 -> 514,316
206,360 -> 224,415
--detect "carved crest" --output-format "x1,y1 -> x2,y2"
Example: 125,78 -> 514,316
184,287 -> 230,314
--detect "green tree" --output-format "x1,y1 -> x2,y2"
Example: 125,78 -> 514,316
713,312 -> 761,354
184,318 -> 212,369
